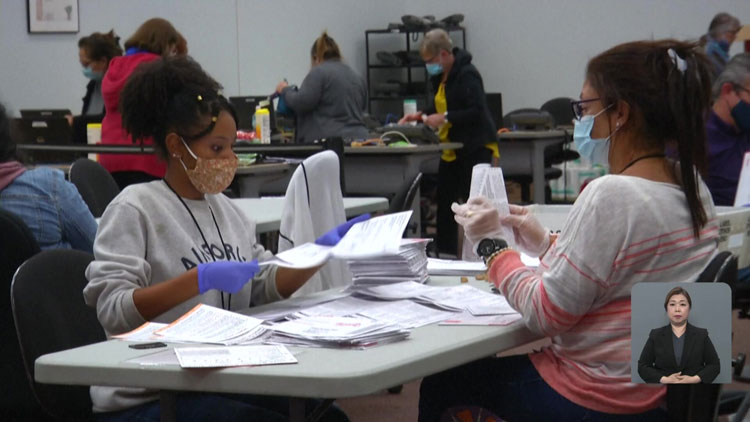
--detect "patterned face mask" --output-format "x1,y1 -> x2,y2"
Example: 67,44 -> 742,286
180,138 -> 238,194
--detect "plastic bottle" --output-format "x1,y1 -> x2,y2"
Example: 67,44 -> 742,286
86,122 -> 102,161
255,107 -> 270,144
403,99 -> 417,126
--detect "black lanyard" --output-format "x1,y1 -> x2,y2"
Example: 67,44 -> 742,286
163,179 -> 231,310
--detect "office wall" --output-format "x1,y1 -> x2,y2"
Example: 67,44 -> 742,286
404,0 -> 750,111
1,1 -> 749,117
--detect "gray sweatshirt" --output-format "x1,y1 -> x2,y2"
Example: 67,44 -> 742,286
83,180 -> 281,413
282,60 -> 369,143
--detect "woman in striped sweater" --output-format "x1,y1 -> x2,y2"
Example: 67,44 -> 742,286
419,39 -> 719,421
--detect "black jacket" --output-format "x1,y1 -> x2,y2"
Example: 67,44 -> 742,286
637,323 -> 720,383
72,80 -> 105,144
425,48 -> 496,155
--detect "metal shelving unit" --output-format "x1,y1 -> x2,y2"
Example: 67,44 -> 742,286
365,27 -> 466,120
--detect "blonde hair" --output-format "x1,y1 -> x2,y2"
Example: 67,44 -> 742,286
420,29 -> 453,57
311,31 -> 341,63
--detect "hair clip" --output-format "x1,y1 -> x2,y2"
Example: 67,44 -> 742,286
667,48 -> 687,74
197,95 -> 203,101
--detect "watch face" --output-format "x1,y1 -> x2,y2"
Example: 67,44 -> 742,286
477,238 -> 506,257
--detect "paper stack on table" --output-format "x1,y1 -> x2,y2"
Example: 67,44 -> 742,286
347,238 -> 430,285
351,281 -> 519,315
267,315 -> 410,349
152,304 -> 269,345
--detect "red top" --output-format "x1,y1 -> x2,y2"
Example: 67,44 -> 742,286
99,53 -> 166,178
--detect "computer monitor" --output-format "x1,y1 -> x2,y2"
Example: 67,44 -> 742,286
228,96 -> 277,134
19,109 -> 72,119
485,93 -> 503,130
11,117 -> 79,163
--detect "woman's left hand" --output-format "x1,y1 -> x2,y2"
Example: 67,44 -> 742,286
675,375 -> 701,384
275,80 -> 289,94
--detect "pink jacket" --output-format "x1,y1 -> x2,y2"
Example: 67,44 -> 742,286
99,53 -> 166,178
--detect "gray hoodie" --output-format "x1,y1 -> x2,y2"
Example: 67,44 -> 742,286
83,180 -> 280,412
282,60 -> 369,143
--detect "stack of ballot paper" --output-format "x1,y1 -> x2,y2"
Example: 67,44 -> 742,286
352,281 -> 520,315
263,211 -> 413,269
267,315 -> 410,349
150,304 -> 269,345
347,238 -> 430,285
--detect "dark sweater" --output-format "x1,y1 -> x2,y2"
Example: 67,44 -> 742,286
425,48 -> 497,155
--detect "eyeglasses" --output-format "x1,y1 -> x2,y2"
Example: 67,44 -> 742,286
734,85 -> 750,96
570,98 -> 601,121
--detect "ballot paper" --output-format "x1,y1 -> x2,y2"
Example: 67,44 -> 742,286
174,345 -> 297,368
246,290 -> 352,322
113,322 -> 168,341
356,299 -> 455,329
125,348 -> 179,366
294,296 -> 390,318
439,313 -> 522,326
426,255 -> 539,276
154,304 -> 267,345
263,211 -> 413,269
269,315 -> 409,348
350,280 -> 446,301
426,259 -> 486,276
348,238 -> 430,285
419,284 -> 516,313
352,281 -> 520,316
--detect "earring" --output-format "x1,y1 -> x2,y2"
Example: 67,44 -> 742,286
172,153 -> 180,158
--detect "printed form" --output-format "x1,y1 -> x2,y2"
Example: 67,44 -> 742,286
264,211 -> 412,269
154,304 -> 266,345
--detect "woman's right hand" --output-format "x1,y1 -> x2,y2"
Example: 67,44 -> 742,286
398,112 -> 423,125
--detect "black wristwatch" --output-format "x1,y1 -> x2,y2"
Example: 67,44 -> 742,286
476,238 -> 508,263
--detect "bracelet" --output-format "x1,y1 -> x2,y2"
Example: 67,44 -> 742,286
485,246 -> 514,267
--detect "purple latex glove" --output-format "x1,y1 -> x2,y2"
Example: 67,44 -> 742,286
315,213 -> 371,246
197,260 -> 259,294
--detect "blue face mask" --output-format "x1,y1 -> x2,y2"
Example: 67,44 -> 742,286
573,105 -> 616,166
426,63 -> 443,76
82,66 -> 103,80
731,99 -> 750,132
718,40 -> 731,53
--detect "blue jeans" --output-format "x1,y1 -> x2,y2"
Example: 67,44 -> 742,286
96,392 -> 349,422
418,354 -> 666,422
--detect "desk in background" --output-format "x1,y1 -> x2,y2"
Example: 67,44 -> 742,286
256,143 -> 462,236
232,197 -> 389,234
34,276 -> 540,422
497,130 -> 567,204
234,162 -> 296,197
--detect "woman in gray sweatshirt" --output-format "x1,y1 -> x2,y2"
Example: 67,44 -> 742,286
83,56 -> 349,422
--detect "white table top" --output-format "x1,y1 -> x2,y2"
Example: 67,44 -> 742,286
233,197 -> 389,233
35,277 -> 539,399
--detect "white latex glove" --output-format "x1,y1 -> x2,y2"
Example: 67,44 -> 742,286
452,196 -> 506,253
501,204 -> 550,257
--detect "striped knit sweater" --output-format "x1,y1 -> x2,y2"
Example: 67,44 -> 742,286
489,174 -> 718,414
